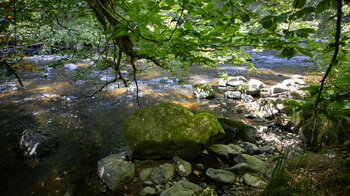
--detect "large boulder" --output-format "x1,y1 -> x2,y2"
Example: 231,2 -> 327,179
19,130 -> 58,157
123,103 -> 225,159
160,181 -> 202,196
97,154 -> 135,191
193,83 -> 215,99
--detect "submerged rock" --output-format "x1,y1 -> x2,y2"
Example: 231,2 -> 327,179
193,83 -> 215,99
19,130 -> 58,157
97,154 -> 135,191
206,168 -> 235,184
160,180 -> 202,196
123,103 -> 225,159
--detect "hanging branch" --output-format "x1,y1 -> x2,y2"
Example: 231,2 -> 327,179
311,0 -> 342,147
314,0 -> 342,112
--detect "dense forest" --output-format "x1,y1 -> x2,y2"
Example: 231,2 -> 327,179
1,0 -> 350,195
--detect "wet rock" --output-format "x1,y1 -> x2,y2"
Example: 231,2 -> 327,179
160,180 -> 202,196
193,83 -> 215,99
260,146 -> 275,154
224,91 -> 241,99
231,154 -> 266,174
291,75 -> 303,79
241,142 -> 261,155
248,79 -> 266,89
282,79 -> 305,87
19,130 -> 58,157
206,168 -> 235,184
97,154 -> 135,191
243,173 -> 266,188
140,168 -> 153,181
241,94 -> 253,102
271,84 -> 290,94
123,103 -> 224,159
245,85 -> 261,96
218,79 -> 227,87
64,63 -> 77,71
173,156 -> 192,177
217,118 -> 257,142
140,186 -> 156,196
207,144 -> 245,159
151,163 -> 175,184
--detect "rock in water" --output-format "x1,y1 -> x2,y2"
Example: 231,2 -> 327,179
160,181 -> 202,196
123,102 -> 225,159
205,168 -> 235,184
19,130 -> 58,157
193,83 -> 215,99
97,154 -> 135,191
64,63 -> 78,71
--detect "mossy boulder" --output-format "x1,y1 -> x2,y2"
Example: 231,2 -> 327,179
218,118 -> 257,142
123,102 -> 225,159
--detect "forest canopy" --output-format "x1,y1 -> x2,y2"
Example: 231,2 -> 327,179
1,0 -> 350,150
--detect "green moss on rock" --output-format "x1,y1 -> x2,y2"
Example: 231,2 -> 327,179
123,102 -> 225,160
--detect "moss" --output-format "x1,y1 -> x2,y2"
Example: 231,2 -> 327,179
122,102 -> 224,159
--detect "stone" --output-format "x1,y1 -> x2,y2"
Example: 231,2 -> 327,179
260,146 -> 275,154
97,154 -> 135,191
227,80 -> 245,87
123,103 -> 225,159
218,79 -> 227,87
160,180 -> 202,196
282,79 -> 305,87
205,168 -> 235,184
140,186 -> 156,196
227,76 -> 247,82
195,163 -> 205,170
64,63 -> 78,71
19,130 -> 58,157
241,142 -> 261,155
271,84 -> 290,94
151,163 -> 175,184
217,118 -> 257,142
231,154 -> 266,174
193,83 -> 215,99
243,173 -> 266,188
241,94 -> 254,102
207,144 -> 245,159
291,75 -> 303,79
248,79 -> 266,89
155,185 -> 164,194
246,85 -> 261,96
173,156 -> 192,177
140,168 -> 153,181
224,91 -> 241,99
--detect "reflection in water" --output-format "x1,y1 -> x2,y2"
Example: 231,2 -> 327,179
0,52 -> 314,195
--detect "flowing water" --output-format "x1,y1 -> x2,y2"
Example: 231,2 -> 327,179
0,50 -> 315,195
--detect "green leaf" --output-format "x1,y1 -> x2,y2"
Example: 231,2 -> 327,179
293,0 -> 306,9
166,0 -> 175,6
240,12 -> 250,22
316,0 -> 331,14
184,20 -> 192,30
280,47 -> 296,59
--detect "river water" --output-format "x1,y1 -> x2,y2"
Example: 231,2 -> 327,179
0,50 -> 314,195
